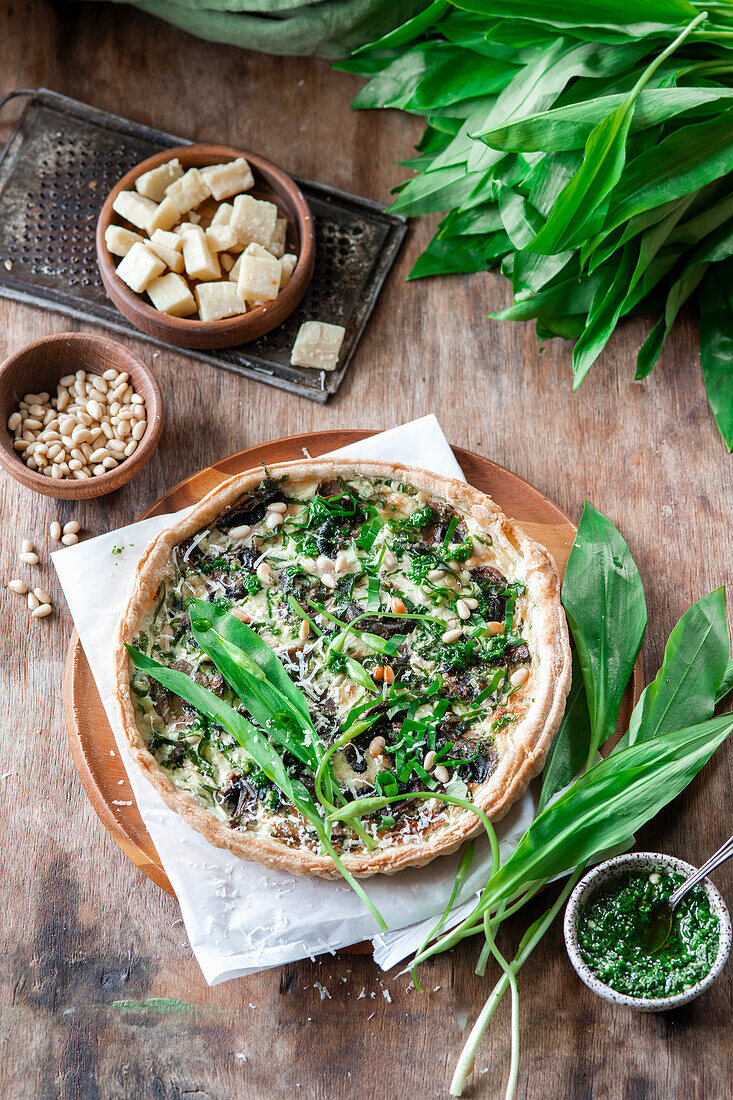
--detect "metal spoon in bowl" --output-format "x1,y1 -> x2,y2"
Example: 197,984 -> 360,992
643,833 -> 733,953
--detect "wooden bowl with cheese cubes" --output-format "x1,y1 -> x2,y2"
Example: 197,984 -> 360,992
96,144 -> 315,350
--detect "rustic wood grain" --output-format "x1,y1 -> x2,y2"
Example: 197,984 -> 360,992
1,3 -> 731,1099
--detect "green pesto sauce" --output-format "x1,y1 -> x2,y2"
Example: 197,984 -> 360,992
578,870 -> 720,999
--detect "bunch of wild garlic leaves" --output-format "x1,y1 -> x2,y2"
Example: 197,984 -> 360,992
129,509 -> 733,1100
339,1 -> 733,450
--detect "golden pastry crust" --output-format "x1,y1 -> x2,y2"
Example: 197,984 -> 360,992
114,458 -> 571,878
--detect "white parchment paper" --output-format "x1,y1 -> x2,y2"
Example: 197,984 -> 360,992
53,415 -> 538,983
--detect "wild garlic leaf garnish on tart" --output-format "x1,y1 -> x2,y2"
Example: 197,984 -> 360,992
115,460 -> 571,878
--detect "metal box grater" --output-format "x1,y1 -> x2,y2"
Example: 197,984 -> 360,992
0,89 -> 407,403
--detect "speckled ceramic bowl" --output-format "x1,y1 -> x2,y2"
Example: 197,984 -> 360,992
564,852 -> 731,1012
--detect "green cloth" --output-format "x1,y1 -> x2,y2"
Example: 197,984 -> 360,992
96,0 -> 427,57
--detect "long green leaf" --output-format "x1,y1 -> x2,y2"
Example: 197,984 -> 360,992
453,0 -> 697,26
125,645 -> 310,806
634,260 -> 708,378
571,242 -> 638,385
618,588 -> 729,750
699,261 -> 733,451
479,87 -> 733,152
480,715 -> 733,911
562,503 -> 647,757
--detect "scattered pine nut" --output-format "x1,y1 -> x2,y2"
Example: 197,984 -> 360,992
298,620 -> 310,643
485,621 -> 504,636
383,665 -> 395,685
441,627 -> 462,644
423,750 -> 437,772
368,736 -> 386,757
63,520 -> 80,535
8,579 -> 27,594
390,596 -> 406,614
19,551 -> 39,565
61,533 -> 79,546
433,765 -> 450,784
32,603 -> 53,619
33,587 -> 51,604
455,599 -> 471,620
27,592 -> 39,611
21,538 -> 34,553
510,667 -> 530,688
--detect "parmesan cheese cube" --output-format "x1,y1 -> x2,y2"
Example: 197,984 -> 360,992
145,195 -> 180,234
112,191 -> 158,232
231,195 -> 278,249
195,281 -> 246,322
181,226 -> 220,281
220,253 -> 235,272
280,253 -> 297,288
147,272 -> 197,317
200,158 -> 254,201
210,202 -> 233,228
205,224 -> 238,253
135,157 -> 183,202
148,229 -> 184,273
236,244 -> 281,303
268,217 -> 287,258
115,242 -> 166,293
174,221 -> 201,236
165,168 -> 210,215
104,225 -> 144,258
228,253 -> 243,283
290,321 -> 345,372
150,228 -> 182,252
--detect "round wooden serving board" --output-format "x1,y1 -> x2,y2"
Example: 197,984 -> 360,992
64,430 -> 642,898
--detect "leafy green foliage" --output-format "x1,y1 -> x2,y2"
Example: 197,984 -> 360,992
346,2 -> 733,449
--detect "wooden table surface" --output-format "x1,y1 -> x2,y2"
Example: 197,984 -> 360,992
1,4 -> 731,1098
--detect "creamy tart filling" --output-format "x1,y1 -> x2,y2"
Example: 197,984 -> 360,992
128,473 -> 539,856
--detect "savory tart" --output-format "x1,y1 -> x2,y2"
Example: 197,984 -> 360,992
114,460 -> 571,878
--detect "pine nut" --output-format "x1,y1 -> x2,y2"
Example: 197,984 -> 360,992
107,439 -> 126,455
383,665 -> 395,685
510,667 -> 530,687
61,533 -> 79,545
441,627 -> 462,644
298,620 -> 310,643
228,525 -> 251,540
102,368 -> 117,381
34,587 -> 50,604
267,501 -> 287,514
456,599 -> 471,620
390,596 -> 406,614
369,736 -> 386,757
21,539 -> 34,553
131,393 -> 144,405
317,554 -> 335,572
27,592 -> 40,610
49,521 -> 62,541
24,418 -> 42,430
51,464 -> 63,479
485,621 -> 504,636
13,440 -> 29,451
427,569 -> 445,582
32,603 -> 53,619
131,420 -> 146,440
464,597 -> 479,609
335,552 -> 348,575
87,399 -> 103,420
265,511 -> 283,529
63,521 -> 80,535
434,765 -> 450,784
115,420 -> 131,439
92,464 -> 106,476
60,374 -> 75,386
68,459 -> 82,471
8,579 -> 27,594
124,440 -> 138,457
321,572 -> 336,590
102,457 -> 118,469
256,562 -> 272,584
7,411 -> 22,431
89,447 -> 109,463
101,423 -> 114,440
73,470 -> 90,479
372,665 -> 384,683
423,750 -> 437,772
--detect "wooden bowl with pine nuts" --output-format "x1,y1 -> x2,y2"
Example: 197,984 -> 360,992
0,332 -> 163,499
